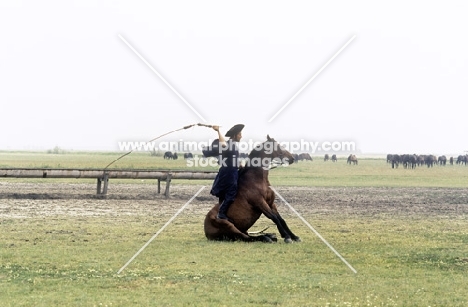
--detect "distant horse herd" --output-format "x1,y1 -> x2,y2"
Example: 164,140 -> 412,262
387,154 -> 468,169
161,151 -> 360,165
323,154 -> 338,162
163,152 -> 194,160
160,149 -> 468,169
292,153 -> 313,162
161,150 -> 468,171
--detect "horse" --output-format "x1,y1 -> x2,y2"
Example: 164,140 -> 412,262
391,154 -> 400,169
164,151 -> 174,159
425,155 -> 437,167
204,135 -> 301,243
386,154 -> 393,164
438,155 -> 447,166
299,153 -> 312,161
347,154 -> 358,165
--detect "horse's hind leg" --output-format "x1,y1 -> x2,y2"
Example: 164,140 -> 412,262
258,235 -> 275,243
263,233 -> 277,242
248,234 -> 276,243
215,220 -> 253,241
216,222 -> 276,243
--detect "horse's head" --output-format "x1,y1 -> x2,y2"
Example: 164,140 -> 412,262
267,135 -> 295,165
248,135 -> 295,167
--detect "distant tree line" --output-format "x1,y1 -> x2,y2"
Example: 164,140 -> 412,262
47,146 -> 67,154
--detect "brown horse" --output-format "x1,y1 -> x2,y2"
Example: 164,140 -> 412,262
347,154 -> 358,165
204,136 -> 301,243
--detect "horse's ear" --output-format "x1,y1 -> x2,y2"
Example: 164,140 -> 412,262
267,134 -> 271,141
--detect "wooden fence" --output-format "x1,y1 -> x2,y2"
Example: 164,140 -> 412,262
0,168 -> 218,197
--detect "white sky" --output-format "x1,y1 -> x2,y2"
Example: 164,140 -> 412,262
1,0 -> 467,155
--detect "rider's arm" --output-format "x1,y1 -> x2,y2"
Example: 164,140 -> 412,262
212,125 -> 227,147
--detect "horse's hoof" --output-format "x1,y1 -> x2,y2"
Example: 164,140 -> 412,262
284,238 -> 293,244
293,237 -> 301,242
263,236 -> 274,243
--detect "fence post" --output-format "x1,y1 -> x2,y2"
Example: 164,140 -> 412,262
102,173 -> 109,196
97,178 -> 102,194
164,173 -> 172,198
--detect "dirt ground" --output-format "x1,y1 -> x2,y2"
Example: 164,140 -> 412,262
1,181 -> 468,219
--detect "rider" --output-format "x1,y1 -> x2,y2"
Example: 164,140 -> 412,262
210,124 -> 244,220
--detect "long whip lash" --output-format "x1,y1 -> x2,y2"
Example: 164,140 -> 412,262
248,226 -> 270,234
104,123 -> 212,170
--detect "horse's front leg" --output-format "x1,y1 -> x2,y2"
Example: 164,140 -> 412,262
257,200 -> 298,243
273,210 -> 301,243
270,202 -> 301,242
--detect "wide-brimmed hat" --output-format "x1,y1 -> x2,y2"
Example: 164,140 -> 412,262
225,124 -> 244,137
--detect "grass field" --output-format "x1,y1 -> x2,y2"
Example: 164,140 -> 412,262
1,151 -> 468,306
1,214 -> 467,306
1,150 -> 468,187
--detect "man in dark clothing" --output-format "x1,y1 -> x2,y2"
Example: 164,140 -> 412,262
210,124 -> 244,220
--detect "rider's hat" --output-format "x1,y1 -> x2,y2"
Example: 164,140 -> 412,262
225,124 -> 244,137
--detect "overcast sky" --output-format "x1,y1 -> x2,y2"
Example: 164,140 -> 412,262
1,1 -> 467,155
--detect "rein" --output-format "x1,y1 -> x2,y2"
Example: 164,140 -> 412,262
268,158 -> 286,170
245,141 -> 289,171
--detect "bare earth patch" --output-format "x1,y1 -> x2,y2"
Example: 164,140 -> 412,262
1,182 -> 467,219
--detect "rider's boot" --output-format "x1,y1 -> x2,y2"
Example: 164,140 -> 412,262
217,200 -> 233,220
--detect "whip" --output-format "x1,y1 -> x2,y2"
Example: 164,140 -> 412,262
104,123 -> 213,170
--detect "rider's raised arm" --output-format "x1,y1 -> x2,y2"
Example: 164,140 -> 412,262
212,125 -> 227,148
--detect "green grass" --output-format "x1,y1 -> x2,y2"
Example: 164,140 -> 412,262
1,151 -> 468,187
1,215 -> 467,306
1,151 -> 468,305
269,158 -> 468,187
0,151 -> 213,171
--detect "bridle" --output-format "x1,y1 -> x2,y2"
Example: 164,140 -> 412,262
268,141 -> 290,170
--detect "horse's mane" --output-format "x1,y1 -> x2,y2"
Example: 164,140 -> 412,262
239,139 -> 276,177
247,144 -> 264,160
247,137 -> 276,160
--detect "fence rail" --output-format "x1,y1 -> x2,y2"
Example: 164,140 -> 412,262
0,168 -> 217,197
